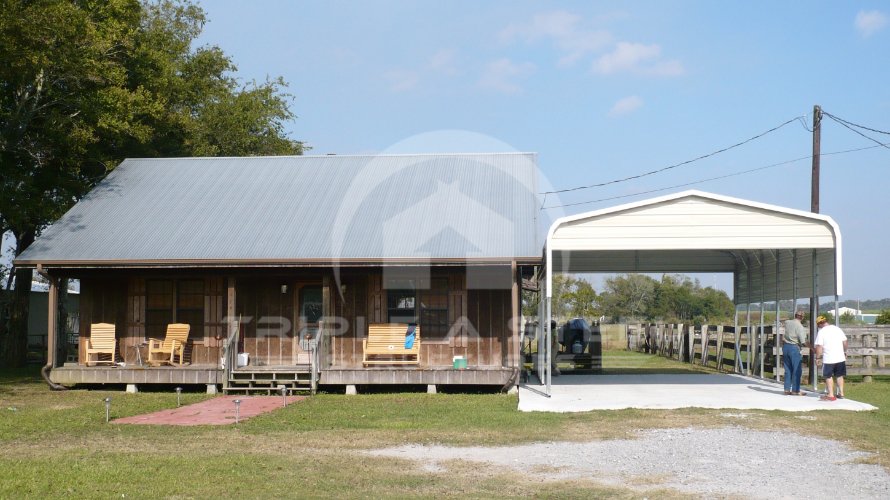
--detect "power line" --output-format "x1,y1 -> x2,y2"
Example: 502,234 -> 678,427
540,115 -> 805,195
823,111 -> 890,135
542,143 -> 887,210
823,112 -> 890,150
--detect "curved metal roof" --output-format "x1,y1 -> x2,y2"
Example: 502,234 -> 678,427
544,190 -> 842,303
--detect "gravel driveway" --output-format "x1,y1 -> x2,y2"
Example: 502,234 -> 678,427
369,426 -> 890,498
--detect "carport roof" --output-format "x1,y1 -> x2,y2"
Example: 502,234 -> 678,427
544,190 -> 842,303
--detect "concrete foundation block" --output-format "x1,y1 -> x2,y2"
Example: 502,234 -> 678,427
125,384 -> 138,394
206,384 -> 219,395
427,384 -> 437,394
345,384 -> 358,395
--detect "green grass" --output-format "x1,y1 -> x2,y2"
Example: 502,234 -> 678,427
1,356 -> 889,498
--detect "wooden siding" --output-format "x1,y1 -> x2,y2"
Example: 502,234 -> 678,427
78,276 -> 222,366
79,278 -> 128,363
235,278 -> 298,366
327,269 -> 515,369
75,267 -> 520,371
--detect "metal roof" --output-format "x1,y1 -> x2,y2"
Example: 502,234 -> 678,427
544,190 -> 842,303
17,153 -> 540,267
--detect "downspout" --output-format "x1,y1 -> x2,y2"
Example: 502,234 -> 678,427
36,264 -> 66,391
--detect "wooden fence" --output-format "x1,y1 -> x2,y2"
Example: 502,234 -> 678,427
627,323 -> 890,382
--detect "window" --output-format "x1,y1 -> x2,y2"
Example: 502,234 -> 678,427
387,289 -> 417,323
385,277 -> 449,338
419,278 -> 449,337
146,280 -> 174,339
176,279 -> 204,338
145,279 -> 204,339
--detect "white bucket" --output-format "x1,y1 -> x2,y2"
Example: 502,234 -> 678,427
237,353 -> 249,367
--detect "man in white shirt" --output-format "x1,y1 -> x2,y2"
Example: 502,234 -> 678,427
814,315 -> 848,401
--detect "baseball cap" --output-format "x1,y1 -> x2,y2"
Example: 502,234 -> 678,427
816,315 -> 828,323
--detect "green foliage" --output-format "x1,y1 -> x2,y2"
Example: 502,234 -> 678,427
0,0 -> 303,365
0,0 -> 303,244
599,274 -> 656,321
600,274 -> 734,324
549,275 -> 601,322
876,310 -> 890,325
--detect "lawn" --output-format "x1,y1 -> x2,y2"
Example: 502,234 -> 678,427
1,352 -> 889,498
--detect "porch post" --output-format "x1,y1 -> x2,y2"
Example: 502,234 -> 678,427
47,275 -> 58,369
511,261 -> 519,370
322,273 -> 332,370
224,277 -> 236,391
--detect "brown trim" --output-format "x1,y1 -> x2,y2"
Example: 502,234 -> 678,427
18,256 -> 543,269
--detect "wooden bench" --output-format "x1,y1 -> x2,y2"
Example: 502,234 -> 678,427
363,323 -> 420,366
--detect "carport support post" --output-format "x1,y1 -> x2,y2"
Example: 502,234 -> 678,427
775,250 -> 781,382
810,249 -> 819,392
733,308 -> 740,373
759,250 -> 765,379
544,287 -> 553,396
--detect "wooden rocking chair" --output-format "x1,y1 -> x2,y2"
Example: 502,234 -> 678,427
84,323 -> 117,366
147,323 -> 190,366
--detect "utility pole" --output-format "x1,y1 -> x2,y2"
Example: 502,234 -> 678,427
811,105 -> 822,213
809,104 -> 822,391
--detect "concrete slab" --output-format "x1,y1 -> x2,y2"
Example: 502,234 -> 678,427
518,373 -> 878,412
112,395 -> 305,425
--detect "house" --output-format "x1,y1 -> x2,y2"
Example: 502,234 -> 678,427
15,153 -> 541,393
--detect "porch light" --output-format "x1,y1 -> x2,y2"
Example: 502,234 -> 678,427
103,397 -> 111,423
175,387 -> 182,407
233,399 -> 241,424
281,284 -> 288,294
340,284 -> 347,295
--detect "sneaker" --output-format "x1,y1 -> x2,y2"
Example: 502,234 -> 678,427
784,391 -> 792,395
836,394 -> 844,399
819,395 -> 837,402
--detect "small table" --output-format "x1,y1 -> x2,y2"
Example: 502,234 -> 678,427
128,343 -> 147,366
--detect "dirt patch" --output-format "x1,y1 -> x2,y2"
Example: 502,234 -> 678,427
368,426 -> 890,499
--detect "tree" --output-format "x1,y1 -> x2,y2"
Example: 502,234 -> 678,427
521,274 -> 601,323
875,310 -> 890,325
600,274 -> 657,322
0,0 -> 303,366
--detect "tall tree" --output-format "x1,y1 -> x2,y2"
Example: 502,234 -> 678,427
600,274 -> 658,322
0,0 -> 303,366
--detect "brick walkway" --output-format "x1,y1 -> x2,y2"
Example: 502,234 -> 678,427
113,395 -> 305,425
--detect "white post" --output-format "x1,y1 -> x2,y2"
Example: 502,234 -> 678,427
775,250 -> 781,382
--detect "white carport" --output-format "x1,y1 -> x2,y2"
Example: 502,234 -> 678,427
537,190 -> 843,394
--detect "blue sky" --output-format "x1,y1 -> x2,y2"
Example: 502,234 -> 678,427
192,0 -> 890,300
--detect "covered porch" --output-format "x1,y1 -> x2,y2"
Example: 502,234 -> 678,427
40,263 -> 528,392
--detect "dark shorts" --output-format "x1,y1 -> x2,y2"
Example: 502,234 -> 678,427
822,362 -> 847,379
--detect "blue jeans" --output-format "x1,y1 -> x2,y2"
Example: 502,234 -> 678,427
782,344 -> 803,393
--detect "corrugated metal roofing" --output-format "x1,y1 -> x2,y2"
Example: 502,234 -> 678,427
17,153 -> 540,266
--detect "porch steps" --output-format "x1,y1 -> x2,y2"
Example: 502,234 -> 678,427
225,366 -> 315,395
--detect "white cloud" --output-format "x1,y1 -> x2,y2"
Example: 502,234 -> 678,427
500,10 -> 612,67
609,95 -> 644,116
383,49 -> 459,93
427,49 -> 459,76
593,42 -> 685,77
478,58 -> 536,94
384,69 -> 420,92
855,10 -> 887,37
